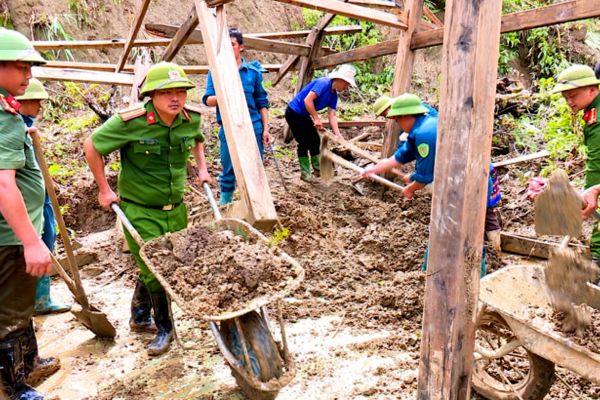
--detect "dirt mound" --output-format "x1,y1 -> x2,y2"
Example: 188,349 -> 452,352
144,224 -> 298,318
271,179 -> 430,329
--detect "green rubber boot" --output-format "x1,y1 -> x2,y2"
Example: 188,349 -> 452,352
34,276 -> 71,315
219,191 -> 233,206
298,156 -> 312,182
310,155 -> 321,178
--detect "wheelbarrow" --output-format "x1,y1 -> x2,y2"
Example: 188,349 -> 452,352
113,184 -> 304,399
472,264 -> 600,400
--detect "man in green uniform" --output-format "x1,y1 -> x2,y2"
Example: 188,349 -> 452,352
84,62 -> 211,356
0,28 -> 52,400
552,65 -> 600,261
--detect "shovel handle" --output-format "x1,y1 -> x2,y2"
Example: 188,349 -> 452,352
111,203 -> 145,247
322,149 -> 405,192
203,182 -> 222,220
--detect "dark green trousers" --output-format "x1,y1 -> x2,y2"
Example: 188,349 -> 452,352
0,246 -> 36,340
121,201 -> 188,294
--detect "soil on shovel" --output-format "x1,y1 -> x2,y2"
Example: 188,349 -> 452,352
144,225 -> 297,318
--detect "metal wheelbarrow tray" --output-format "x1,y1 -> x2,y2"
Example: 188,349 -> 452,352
472,264 -> 600,400
139,215 -> 304,399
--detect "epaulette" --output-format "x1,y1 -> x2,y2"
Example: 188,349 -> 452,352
119,105 -> 147,122
0,94 -> 18,115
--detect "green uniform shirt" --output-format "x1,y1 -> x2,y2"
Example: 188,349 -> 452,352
92,101 -> 204,207
0,87 -> 45,245
584,93 -> 600,189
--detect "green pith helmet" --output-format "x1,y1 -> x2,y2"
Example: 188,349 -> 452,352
139,62 -> 195,96
0,28 -> 46,65
373,95 -> 392,116
15,78 -> 49,100
387,93 -> 428,118
553,64 -> 600,94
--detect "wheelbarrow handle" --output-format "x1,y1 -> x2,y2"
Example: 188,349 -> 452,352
203,182 -> 222,221
111,203 -> 145,247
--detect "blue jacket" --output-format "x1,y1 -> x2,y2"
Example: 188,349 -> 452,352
202,59 -> 269,127
394,111 -> 438,184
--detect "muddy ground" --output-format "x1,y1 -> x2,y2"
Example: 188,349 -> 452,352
32,137 -> 600,399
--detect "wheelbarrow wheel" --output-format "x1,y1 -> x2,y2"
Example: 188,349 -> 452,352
220,311 -> 284,400
472,311 -> 555,400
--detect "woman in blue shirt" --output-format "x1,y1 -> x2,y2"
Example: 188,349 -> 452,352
285,64 -> 356,182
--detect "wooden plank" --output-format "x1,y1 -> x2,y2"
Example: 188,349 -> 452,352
161,6 -> 198,61
115,0 -> 152,72
194,0 -> 277,228
423,5 -> 443,27
492,150 -> 549,168
347,0 -> 397,11
314,0 -> 600,69
324,120 -> 386,128
500,232 -> 589,259
272,55 -> 301,86
32,66 -> 134,86
271,0 -> 407,28
43,61 -> 285,73
146,23 -> 312,56
33,38 -> 172,50
417,0 -> 503,396
380,0 -> 422,167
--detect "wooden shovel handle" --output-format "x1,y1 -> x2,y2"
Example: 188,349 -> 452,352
321,148 -> 405,192
30,129 -> 90,309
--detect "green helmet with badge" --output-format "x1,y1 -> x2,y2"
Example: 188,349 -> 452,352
0,28 -> 46,64
139,62 -> 195,96
553,64 -> 600,94
373,95 -> 393,116
15,78 -> 49,100
387,93 -> 428,117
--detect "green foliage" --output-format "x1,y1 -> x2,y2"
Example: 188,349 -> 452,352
32,15 -> 75,61
273,145 -> 294,160
60,113 -> 100,134
44,83 -> 107,125
267,227 -> 290,247
0,6 -> 13,29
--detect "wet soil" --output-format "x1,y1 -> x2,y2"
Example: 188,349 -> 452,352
145,225 -> 298,318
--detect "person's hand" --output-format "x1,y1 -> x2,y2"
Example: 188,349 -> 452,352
23,240 -> 52,277
361,165 -> 376,180
98,188 -> 119,210
27,126 -> 39,136
581,186 -> 600,219
313,117 -> 324,131
402,173 -> 411,184
263,129 -> 272,146
197,168 -> 212,185
403,185 -> 416,199
526,177 -> 547,201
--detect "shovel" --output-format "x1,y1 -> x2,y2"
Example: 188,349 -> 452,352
30,129 -> 116,339
534,169 -> 600,236
269,144 -> 288,193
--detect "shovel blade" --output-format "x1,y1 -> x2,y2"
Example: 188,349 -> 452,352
320,136 -> 334,181
534,169 -> 582,237
72,308 -> 116,339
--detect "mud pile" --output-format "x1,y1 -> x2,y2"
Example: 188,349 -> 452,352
144,225 -> 298,318
272,180 -> 430,329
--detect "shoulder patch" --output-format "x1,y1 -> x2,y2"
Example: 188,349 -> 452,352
183,104 -> 202,114
119,106 -> 146,122
0,94 -> 18,115
584,108 -> 597,125
417,143 -> 430,158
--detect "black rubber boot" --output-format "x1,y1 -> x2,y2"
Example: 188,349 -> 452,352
147,291 -> 173,356
0,331 -> 44,400
23,322 -> 60,387
129,277 -> 156,333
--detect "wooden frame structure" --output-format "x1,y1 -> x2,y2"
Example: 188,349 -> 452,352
26,0 -> 600,395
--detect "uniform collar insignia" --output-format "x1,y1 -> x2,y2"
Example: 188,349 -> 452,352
146,111 -> 157,125
584,108 -> 597,125
6,95 -> 21,112
0,94 -> 18,115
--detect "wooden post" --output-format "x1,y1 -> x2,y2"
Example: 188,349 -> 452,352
115,0 -> 152,72
416,0 -> 503,397
380,0 -> 424,164
194,0 -> 277,229
161,7 -> 198,61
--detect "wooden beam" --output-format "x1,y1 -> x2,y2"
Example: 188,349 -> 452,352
500,232 -> 589,259
115,0 -> 152,72
161,7 -> 198,61
380,0 -> 422,169
271,0 -> 407,28
314,0 -> 600,69
146,23 -> 312,56
194,0 -> 277,228
492,150 -> 549,168
129,53 -> 151,103
33,38 -> 172,50
272,55 -> 301,86
32,66 -> 134,86
417,0 -> 503,396
422,5 -> 443,27
324,120 -> 386,128
347,0 -> 397,11
43,61 -> 286,73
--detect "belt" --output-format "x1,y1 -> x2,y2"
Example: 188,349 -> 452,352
121,198 -> 180,211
